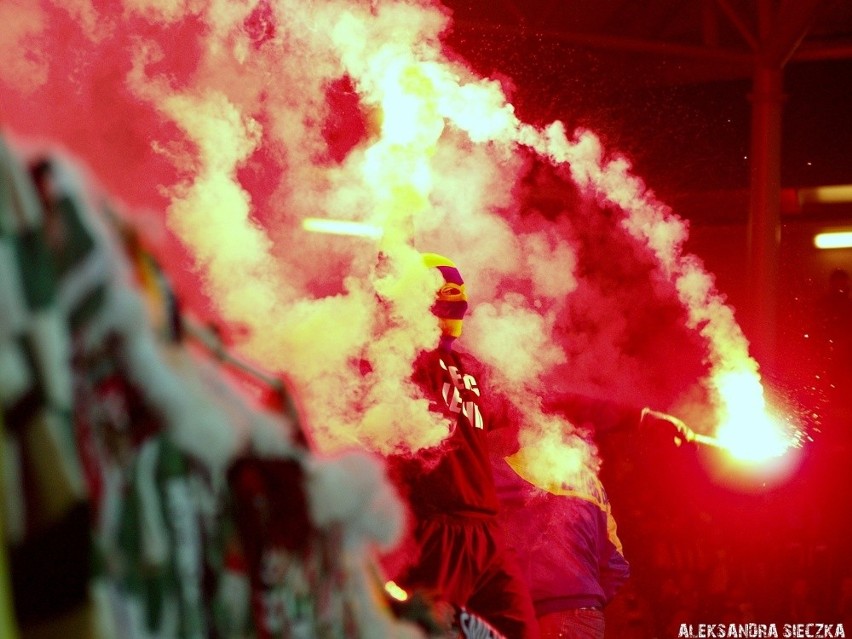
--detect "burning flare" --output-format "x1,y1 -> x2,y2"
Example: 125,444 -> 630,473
711,370 -> 797,462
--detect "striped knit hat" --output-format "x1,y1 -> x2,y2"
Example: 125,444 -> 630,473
421,253 -> 468,339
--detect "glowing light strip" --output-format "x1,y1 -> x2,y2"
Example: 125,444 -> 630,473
799,185 -> 852,205
814,231 -> 852,250
384,581 -> 408,602
301,218 -> 383,239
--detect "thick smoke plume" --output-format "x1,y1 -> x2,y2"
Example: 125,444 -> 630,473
0,0 -> 763,476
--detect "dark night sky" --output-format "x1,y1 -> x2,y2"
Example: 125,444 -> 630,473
440,26 -> 852,204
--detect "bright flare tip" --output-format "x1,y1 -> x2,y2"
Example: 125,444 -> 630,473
713,370 -> 800,463
715,412 -> 796,462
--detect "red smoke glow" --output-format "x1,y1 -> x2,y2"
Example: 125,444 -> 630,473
0,0 -> 798,475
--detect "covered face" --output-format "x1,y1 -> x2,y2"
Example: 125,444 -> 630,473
421,252 -> 469,338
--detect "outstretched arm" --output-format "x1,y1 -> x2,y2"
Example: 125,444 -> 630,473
639,407 -> 697,446
547,392 -> 696,444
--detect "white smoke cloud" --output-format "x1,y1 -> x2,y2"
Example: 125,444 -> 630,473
0,0 -> 785,474
122,0 -> 201,23
466,295 -> 565,391
0,1 -> 49,93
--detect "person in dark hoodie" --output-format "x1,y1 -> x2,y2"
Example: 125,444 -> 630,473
492,397 -> 693,639
493,448 -> 628,639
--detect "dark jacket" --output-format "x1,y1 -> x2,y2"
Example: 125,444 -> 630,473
492,457 -> 630,615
